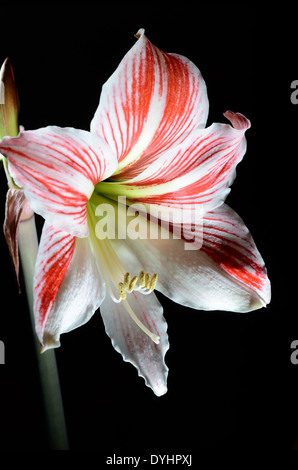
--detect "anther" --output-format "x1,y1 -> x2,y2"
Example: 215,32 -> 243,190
150,273 -> 158,291
139,271 -> 158,294
145,273 -> 150,289
128,275 -> 138,292
118,271 -> 158,300
123,272 -> 130,288
139,270 -> 145,288
118,282 -> 127,300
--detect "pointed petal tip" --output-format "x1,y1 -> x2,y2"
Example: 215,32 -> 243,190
257,283 -> 271,310
250,264 -> 271,311
0,57 -> 11,80
40,342 -> 58,354
152,381 -> 168,397
250,296 -> 269,312
143,359 -> 169,397
241,275 -> 271,313
223,110 -> 251,130
134,28 -> 145,39
40,333 -> 61,353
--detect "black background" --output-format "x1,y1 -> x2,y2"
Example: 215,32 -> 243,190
0,2 -> 296,453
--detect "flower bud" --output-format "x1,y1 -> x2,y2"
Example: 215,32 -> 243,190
0,58 -> 20,139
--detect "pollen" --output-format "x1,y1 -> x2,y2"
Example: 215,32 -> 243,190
150,273 -> 158,291
118,271 -> 158,300
129,275 -> 138,291
118,282 -> 127,300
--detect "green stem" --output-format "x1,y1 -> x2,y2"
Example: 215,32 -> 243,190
18,211 -> 69,450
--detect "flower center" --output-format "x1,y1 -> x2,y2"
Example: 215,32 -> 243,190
87,200 -> 160,344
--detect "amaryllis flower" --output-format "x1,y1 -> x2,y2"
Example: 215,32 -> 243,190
0,29 -> 270,396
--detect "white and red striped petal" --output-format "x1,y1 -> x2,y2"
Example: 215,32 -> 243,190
98,111 -> 250,221
34,223 -> 105,350
0,127 -> 117,237
91,28 -> 208,178
122,203 -> 270,312
200,203 -> 271,306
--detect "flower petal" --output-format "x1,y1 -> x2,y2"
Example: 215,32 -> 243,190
3,188 -> 33,291
97,112 -> 250,221
91,28 -> 208,177
121,204 -> 270,312
34,223 -> 105,350
199,203 -> 271,305
100,289 -> 169,396
0,127 -> 118,237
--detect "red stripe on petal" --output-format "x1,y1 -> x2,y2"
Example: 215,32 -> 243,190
34,225 -> 75,341
0,127 -> 117,237
91,31 -> 208,177
200,205 -> 270,301
142,53 -> 201,158
116,114 -> 250,219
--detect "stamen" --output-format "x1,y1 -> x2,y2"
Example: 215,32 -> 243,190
118,271 -> 158,298
128,275 -> 138,292
150,273 -> 158,291
145,273 -> 150,289
139,270 -> 145,288
123,272 -> 130,288
118,282 -> 127,300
